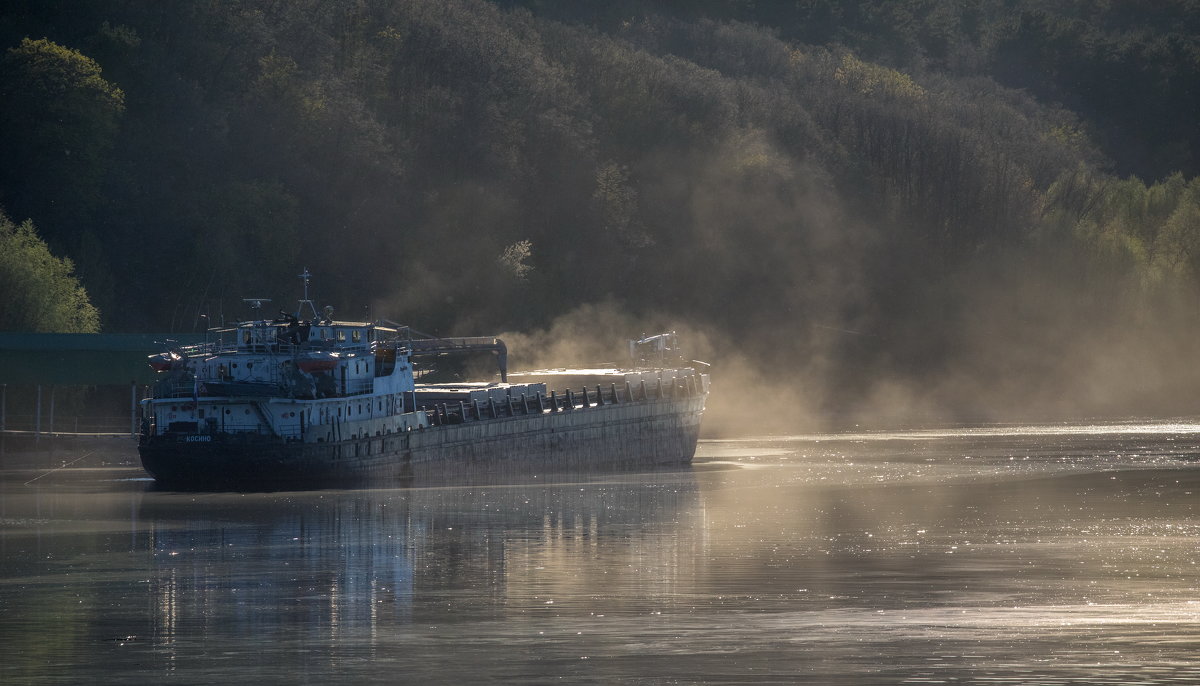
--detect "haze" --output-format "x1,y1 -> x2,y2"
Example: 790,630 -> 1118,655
3,1 -> 1199,433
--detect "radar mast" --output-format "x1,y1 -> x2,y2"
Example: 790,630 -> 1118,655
297,267 -> 321,320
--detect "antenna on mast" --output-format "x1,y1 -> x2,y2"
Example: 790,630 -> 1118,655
297,267 -> 320,320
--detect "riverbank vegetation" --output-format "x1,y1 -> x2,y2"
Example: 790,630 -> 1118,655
1,0 -> 1198,423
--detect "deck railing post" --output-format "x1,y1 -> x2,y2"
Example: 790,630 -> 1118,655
1,383 -> 6,432
35,385 -> 41,441
48,385 -> 55,436
130,381 -> 138,437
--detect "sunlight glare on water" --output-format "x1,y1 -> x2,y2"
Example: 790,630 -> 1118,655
721,418 -> 1200,443
3,419 -> 1200,683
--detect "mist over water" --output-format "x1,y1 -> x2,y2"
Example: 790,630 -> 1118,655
4,420 -> 1200,683
474,261 -> 1200,440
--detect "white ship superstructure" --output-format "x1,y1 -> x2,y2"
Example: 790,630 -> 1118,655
138,274 -> 708,488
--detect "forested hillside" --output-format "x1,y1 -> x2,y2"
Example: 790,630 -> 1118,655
2,0 -> 1199,428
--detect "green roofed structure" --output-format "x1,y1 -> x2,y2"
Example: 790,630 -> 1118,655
0,333 -> 206,385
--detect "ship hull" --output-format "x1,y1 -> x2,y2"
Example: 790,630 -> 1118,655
139,395 -> 705,489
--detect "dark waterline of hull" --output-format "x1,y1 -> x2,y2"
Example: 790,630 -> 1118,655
139,396 -> 705,490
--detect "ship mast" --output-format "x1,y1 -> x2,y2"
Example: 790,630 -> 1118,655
297,267 -> 320,320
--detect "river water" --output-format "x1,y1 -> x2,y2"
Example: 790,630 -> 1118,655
3,421 -> 1200,684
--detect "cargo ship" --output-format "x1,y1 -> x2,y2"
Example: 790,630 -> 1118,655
137,274 -> 708,488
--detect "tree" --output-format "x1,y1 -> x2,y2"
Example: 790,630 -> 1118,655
0,211 -> 100,333
0,38 -> 125,243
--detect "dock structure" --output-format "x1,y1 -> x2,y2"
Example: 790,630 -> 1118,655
0,332 -> 205,440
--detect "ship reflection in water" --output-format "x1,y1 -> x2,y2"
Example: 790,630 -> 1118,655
4,421 -> 1200,683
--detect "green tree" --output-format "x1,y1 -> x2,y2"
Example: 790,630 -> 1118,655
0,211 -> 100,333
0,37 -> 125,243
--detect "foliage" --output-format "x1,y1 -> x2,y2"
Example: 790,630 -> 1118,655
0,37 -> 124,246
1,0 -> 1199,418
0,212 -> 100,333
498,240 -> 534,281
1044,169 -> 1200,291
833,53 -> 926,99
